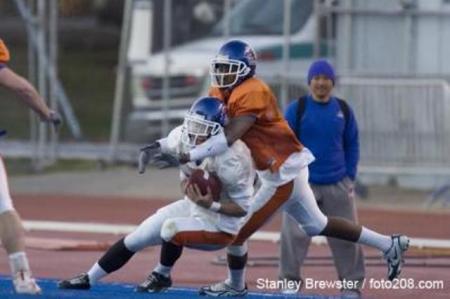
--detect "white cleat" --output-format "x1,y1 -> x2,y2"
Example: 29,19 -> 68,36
13,270 -> 42,295
384,234 -> 410,280
199,281 -> 248,297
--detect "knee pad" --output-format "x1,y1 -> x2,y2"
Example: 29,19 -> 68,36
98,238 -> 135,273
160,219 -> 178,242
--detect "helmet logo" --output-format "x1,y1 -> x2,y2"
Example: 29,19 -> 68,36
244,46 -> 256,65
216,54 -> 230,61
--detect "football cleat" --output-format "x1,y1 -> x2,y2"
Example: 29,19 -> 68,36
199,281 -> 248,297
58,273 -> 91,290
13,270 -> 42,295
384,234 -> 410,280
135,272 -> 172,293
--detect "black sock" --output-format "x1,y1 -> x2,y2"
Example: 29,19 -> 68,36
98,238 -> 135,273
227,253 -> 248,270
320,217 -> 362,242
160,241 -> 183,267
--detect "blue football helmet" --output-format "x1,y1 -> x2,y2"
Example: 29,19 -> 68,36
210,40 -> 257,89
181,96 -> 227,147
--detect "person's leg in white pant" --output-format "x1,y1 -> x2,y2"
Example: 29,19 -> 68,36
59,199 -> 191,289
0,157 -> 41,294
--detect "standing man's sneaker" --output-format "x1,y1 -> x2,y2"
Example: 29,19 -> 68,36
341,289 -> 361,298
135,272 -> 172,293
280,278 -> 302,295
13,270 -> 42,294
384,234 -> 410,280
199,281 -> 248,297
58,273 -> 91,290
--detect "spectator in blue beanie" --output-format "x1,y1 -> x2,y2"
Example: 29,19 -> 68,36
279,59 -> 365,297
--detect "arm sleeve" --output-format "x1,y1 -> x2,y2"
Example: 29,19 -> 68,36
188,129 -> 229,161
344,107 -> 359,180
160,125 -> 183,155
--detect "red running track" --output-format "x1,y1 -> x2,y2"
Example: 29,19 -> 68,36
0,194 -> 448,298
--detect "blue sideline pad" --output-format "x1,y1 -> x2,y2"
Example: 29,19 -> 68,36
0,276 -> 333,299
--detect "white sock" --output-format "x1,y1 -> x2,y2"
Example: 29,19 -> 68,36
87,263 -> 108,284
9,252 -> 31,275
225,269 -> 246,290
358,227 -> 392,252
154,263 -> 172,278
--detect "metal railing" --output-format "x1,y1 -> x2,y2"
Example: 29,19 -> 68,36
337,77 -> 450,174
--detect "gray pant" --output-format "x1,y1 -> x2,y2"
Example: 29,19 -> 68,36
279,177 -> 365,289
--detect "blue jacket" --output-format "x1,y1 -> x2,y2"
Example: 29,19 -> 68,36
1,66 -> 6,137
1,66 -> 7,138
284,95 -> 359,184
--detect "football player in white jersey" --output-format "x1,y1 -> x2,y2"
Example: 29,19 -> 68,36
58,96 -> 255,293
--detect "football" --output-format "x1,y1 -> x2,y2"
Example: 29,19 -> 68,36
188,169 -> 222,201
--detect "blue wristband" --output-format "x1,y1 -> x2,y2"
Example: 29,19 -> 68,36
0,129 -> 6,137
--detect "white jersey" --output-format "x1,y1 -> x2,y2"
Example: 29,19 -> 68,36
161,126 -> 255,235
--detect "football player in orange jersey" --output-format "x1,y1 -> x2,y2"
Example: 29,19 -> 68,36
143,40 -> 409,296
0,38 -> 61,294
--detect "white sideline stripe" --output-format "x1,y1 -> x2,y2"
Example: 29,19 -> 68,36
23,220 -> 450,249
24,220 -> 137,235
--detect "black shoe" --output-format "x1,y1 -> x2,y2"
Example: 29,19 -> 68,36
58,273 -> 91,290
135,272 -> 172,293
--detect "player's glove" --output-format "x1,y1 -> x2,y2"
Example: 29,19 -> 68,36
150,152 -> 179,169
138,142 -> 161,174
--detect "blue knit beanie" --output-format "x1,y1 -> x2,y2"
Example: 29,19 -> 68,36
307,59 -> 335,85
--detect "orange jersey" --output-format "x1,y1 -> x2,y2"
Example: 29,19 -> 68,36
209,77 -> 303,172
0,39 -> 10,64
